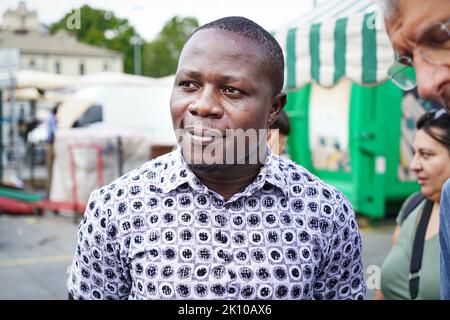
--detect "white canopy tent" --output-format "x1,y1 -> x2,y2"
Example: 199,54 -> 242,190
56,75 -> 177,146
0,69 -> 77,90
76,72 -> 175,87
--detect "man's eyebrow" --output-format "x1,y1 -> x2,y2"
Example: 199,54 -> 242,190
176,69 -> 202,78
218,75 -> 243,83
176,69 -> 246,83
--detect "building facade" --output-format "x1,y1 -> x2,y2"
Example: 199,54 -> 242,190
0,2 -> 123,76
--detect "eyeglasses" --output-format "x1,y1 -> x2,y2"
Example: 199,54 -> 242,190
388,18 -> 450,91
387,55 -> 416,91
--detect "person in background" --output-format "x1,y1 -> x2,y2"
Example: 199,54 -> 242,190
46,103 -> 59,197
375,109 -> 450,300
382,0 -> 450,299
18,107 -> 27,142
268,110 -> 290,157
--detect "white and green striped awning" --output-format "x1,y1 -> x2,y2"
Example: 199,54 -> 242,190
273,0 -> 395,90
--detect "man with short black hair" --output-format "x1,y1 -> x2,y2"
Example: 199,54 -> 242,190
382,0 -> 450,299
67,16 -> 365,300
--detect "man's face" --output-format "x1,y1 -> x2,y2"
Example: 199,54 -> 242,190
170,28 -> 285,170
385,0 -> 450,110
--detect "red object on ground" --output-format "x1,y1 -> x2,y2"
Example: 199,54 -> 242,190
0,196 -> 35,215
34,199 -> 86,213
0,143 -> 102,217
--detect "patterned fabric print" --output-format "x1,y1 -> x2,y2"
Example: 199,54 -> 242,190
67,148 -> 365,300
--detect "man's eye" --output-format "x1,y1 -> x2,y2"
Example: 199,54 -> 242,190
424,33 -> 449,47
419,23 -> 450,47
223,87 -> 241,95
431,34 -> 450,47
179,81 -> 197,90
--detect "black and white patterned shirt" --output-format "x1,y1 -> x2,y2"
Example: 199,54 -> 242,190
67,147 -> 365,300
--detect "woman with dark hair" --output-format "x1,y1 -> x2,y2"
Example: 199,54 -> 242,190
375,109 -> 450,300
268,110 -> 290,156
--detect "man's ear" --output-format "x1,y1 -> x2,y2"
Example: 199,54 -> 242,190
268,92 -> 287,126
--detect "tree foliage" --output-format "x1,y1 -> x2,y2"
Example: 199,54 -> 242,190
50,6 -> 198,77
49,5 -> 139,73
142,16 -> 199,77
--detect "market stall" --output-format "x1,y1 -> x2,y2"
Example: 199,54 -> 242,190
273,0 -> 430,218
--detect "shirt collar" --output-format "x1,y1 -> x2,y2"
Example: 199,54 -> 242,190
160,146 -> 289,198
159,146 -> 206,194
257,148 -> 289,197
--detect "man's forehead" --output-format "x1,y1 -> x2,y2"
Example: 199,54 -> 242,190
387,0 -> 450,46
178,29 -> 268,70
182,28 -> 262,57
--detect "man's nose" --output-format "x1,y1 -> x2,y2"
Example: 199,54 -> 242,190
188,87 -> 224,118
414,56 -> 445,102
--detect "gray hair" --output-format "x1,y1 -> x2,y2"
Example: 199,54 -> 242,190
378,0 -> 399,21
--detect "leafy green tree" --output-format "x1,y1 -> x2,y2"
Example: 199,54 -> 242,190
143,16 -> 199,77
49,5 -> 139,74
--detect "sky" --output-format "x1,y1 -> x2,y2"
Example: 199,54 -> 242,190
0,0 -> 321,41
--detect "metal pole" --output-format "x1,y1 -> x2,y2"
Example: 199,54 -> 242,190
29,142 -> 34,189
9,73 -> 21,179
117,136 -> 124,176
134,40 -> 141,75
0,89 -> 2,182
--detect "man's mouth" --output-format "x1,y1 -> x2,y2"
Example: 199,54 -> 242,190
187,131 -> 216,145
184,127 -> 226,145
185,127 -> 225,136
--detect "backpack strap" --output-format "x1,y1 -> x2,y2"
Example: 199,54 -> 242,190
401,193 -> 426,225
409,199 -> 434,300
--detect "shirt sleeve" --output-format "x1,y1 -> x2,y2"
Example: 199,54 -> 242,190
313,191 -> 366,300
67,188 -> 132,300
440,179 -> 450,300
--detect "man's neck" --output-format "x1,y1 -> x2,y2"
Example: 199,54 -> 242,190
192,163 -> 262,201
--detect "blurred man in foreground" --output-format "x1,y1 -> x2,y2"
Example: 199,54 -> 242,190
382,0 -> 450,299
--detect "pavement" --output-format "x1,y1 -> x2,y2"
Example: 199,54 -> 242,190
0,211 -> 395,300
0,212 -> 78,300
